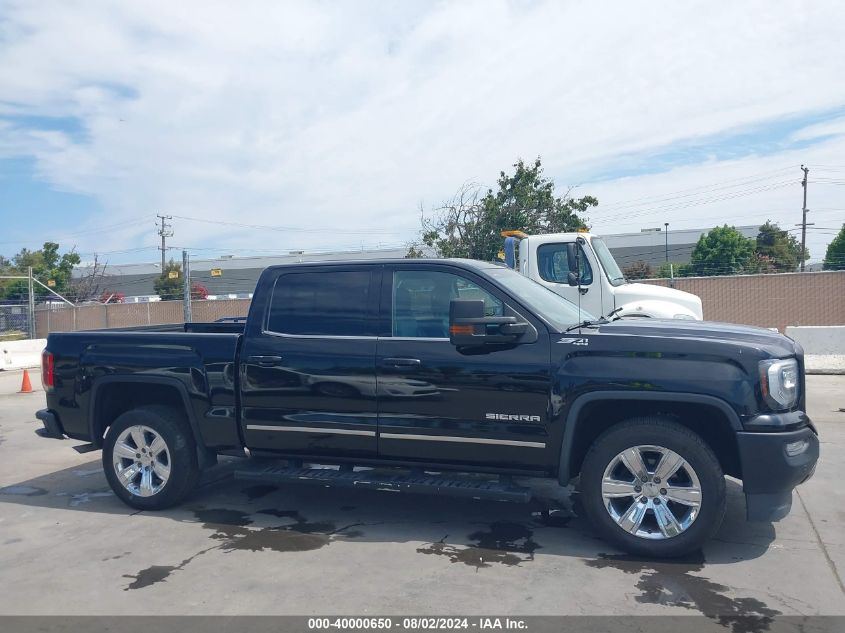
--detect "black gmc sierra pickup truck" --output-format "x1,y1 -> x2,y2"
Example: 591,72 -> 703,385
36,259 -> 818,557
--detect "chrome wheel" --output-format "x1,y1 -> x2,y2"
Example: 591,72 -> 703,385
601,444 -> 702,540
112,425 -> 171,497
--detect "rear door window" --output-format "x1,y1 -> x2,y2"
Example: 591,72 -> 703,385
267,270 -> 375,336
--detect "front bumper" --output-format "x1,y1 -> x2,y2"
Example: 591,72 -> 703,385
35,409 -> 65,440
737,416 -> 818,522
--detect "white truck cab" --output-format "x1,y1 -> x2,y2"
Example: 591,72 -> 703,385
505,231 -> 703,320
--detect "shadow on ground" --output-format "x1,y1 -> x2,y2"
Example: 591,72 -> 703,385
0,457 -> 777,563
0,457 -> 781,630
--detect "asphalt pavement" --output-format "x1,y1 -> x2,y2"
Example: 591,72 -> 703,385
0,369 -> 843,620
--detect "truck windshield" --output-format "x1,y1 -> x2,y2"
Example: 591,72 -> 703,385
591,237 -> 626,287
484,266 -> 595,331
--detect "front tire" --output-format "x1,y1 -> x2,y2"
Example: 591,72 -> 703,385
102,406 -> 200,510
580,416 -> 726,558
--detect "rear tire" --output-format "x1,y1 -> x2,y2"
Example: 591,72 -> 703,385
102,405 -> 200,510
579,416 -> 726,558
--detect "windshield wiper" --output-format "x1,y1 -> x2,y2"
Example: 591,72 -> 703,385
564,307 -> 623,332
564,320 -> 600,332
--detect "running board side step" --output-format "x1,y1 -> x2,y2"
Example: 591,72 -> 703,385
233,463 -> 532,503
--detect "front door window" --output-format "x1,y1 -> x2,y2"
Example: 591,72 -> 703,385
392,270 -> 503,338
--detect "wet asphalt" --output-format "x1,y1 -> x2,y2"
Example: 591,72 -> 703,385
0,370 -> 843,623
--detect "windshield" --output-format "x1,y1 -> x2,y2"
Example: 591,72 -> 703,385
484,266 -> 595,331
591,237 -> 626,286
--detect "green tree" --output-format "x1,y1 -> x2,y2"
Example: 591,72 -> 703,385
744,253 -> 778,275
0,242 -> 80,300
755,220 -> 806,272
823,223 -> 845,270
412,157 -> 595,261
404,244 -> 428,258
0,256 -> 17,301
689,225 -> 755,276
153,260 -> 183,300
655,261 -> 694,278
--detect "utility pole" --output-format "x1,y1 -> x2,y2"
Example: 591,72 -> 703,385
27,266 -> 35,339
182,249 -> 192,323
800,166 -> 809,272
157,214 -> 173,275
664,222 -> 669,263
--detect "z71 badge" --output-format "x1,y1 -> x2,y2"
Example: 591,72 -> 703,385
557,337 -> 589,346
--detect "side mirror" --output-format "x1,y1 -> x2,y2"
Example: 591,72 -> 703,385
449,299 -> 528,347
566,242 -> 578,267
565,244 -> 581,286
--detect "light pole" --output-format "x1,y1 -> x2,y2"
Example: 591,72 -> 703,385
664,223 -> 669,263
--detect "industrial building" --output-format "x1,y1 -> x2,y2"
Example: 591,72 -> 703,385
73,225 -> 761,301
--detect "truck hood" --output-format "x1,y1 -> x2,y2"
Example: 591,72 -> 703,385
614,282 -> 703,319
594,318 -> 798,358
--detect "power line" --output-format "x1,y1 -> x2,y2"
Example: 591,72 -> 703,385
0,217 -> 154,247
170,214 -> 411,236
592,180 -> 797,224
589,166 -> 796,214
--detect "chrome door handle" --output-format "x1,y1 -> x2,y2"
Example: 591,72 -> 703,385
382,357 -> 421,367
247,355 -> 283,366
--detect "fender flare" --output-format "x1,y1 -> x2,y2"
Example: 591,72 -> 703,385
557,390 -> 742,484
89,375 -> 207,449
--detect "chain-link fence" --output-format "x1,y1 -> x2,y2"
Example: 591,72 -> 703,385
31,270 -> 845,337
0,303 -> 31,341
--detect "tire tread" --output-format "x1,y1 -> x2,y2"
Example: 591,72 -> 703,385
579,415 -> 726,558
102,405 -> 200,510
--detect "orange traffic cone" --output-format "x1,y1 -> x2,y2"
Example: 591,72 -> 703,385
19,369 -> 33,394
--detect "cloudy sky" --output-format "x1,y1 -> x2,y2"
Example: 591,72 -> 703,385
1,0 -> 844,265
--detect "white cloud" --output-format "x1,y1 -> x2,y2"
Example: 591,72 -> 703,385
0,0 -> 843,261
584,134 -> 845,263
790,116 -> 845,142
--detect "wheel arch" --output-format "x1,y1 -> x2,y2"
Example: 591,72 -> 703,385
89,375 -> 205,450
559,391 -> 742,485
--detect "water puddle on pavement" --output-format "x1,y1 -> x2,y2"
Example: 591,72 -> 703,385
417,521 -> 540,570
122,504 -> 364,590
585,553 -> 781,633
199,507 -> 336,553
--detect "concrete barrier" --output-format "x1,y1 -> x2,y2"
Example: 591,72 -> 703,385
0,338 -> 47,371
785,326 -> 845,375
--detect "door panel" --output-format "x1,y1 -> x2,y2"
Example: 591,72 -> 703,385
376,266 -> 552,470
239,267 -> 379,457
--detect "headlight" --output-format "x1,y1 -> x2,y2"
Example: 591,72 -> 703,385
760,358 -> 799,410
673,313 -> 697,320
